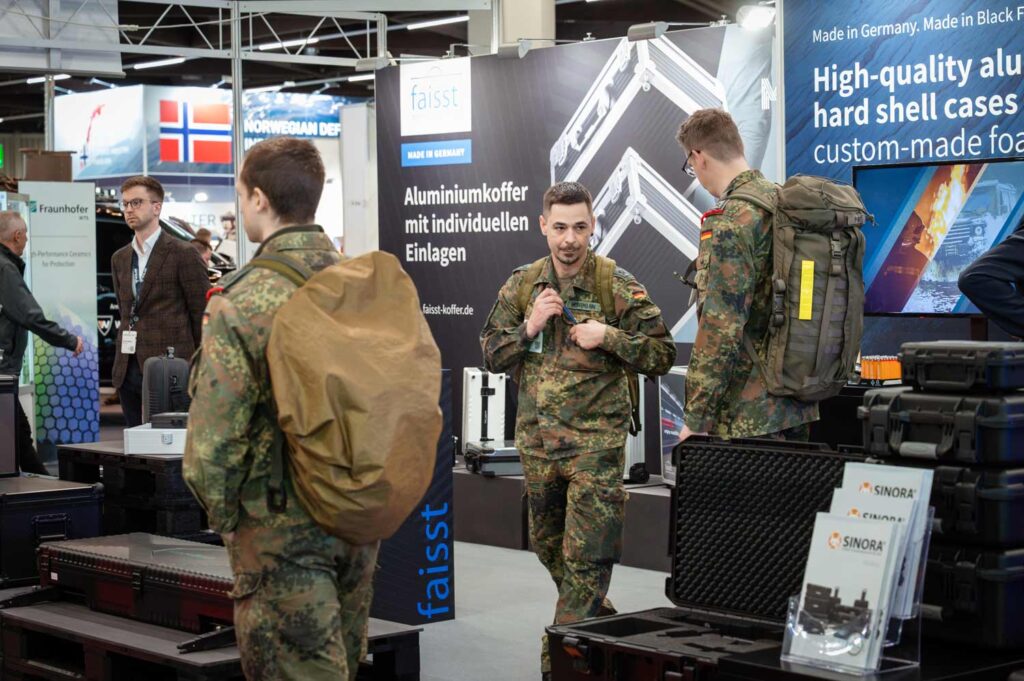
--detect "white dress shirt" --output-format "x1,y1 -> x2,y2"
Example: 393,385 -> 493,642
131,228 -> 162,290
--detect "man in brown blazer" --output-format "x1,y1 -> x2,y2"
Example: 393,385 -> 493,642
112,176 -> 210,426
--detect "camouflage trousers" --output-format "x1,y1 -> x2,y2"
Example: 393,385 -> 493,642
225,521 -> 380,681
764,423 -> 812,441
521,447 -> 626,673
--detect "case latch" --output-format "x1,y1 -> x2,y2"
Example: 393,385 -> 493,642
131,568 -> 145,593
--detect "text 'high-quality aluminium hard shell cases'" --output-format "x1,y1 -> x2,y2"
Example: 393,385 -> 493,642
0,374 -> 17,476
142,348 -> 191,424
37,533 -> 234,633
859,386 -> 1024,465
0,476 -> 102,586
547,437 -> 862,681
899,341 -> 1024,393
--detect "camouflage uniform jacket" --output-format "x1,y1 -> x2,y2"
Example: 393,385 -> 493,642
184,226 -> 339,533
481,251 -> 675,458
686,170 -> 819,438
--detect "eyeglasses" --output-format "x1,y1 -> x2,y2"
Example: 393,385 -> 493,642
682,150 -> 698,178
121,198 -> 157,211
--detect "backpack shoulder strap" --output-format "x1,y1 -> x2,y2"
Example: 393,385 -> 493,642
515,257 -> 549,314
250,253 -> 315,288
247,252 -> 315,515
593,254 -> 617,323
727,188 -> 778,216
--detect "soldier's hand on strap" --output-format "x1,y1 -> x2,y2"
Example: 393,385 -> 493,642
570,319 -> 606,350
526,288 -> 564,339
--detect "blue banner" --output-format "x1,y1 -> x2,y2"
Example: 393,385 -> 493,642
784,0 -> 1024,180
401,139 -> 473,167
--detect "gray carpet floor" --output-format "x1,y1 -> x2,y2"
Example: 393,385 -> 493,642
418,541 -> 671,681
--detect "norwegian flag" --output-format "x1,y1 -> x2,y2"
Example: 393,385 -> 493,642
159,99 -> 232,164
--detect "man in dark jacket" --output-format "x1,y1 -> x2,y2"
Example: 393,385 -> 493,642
0,211 -> 82,473
959,225 -> 1024,339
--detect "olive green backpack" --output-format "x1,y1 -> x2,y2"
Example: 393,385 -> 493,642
728,175 -> 872,403
515,254 -> 642,436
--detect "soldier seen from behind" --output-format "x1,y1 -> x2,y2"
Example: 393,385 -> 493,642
676,108 -> 818,442
481,182 -> 676,679
184,137 -> 378,681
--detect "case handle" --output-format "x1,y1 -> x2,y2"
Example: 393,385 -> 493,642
32,513 -> 69,545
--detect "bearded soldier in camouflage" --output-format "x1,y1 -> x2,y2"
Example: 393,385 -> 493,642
677,109 -> 818,442
184,137 -> 377,681
481,182 -> 675,678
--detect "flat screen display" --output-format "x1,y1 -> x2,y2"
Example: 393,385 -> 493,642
854,159 -> 1024,314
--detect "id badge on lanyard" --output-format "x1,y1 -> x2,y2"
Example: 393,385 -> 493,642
124,250 -> 143,354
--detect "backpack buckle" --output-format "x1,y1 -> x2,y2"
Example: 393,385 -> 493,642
267,484 -> 287,513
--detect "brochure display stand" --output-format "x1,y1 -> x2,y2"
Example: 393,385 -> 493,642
781,462 -> 936,676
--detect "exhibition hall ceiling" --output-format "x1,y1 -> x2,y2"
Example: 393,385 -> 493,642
0,0 -> 745,132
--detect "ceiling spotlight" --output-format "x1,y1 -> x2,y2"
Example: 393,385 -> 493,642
406,15 -> 469,31
194,192 -> 208,202
89,77 -> 117,88
133,57 -> 187,70
737,4 -> 776,29
26,74 -> 70,84
348,74 -> 375,82
54,86 -> 74,94
247,84 -> 282,94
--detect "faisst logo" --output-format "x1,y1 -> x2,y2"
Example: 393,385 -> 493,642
410,80 -> 460,112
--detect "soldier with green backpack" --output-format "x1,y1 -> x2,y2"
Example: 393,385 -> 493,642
676,109 -> 870,442
481,182 -> 675,679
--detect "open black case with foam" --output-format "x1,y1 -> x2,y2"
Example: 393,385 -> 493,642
547,437 -> 862,681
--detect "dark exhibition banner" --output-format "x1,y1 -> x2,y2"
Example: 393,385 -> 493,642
376,25 -> 779,442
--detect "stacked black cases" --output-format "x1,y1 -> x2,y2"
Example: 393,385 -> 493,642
58,446 -> 207,540
547,438 -> 862,680
859,340 -> 1024,649
0,477 -> 102,586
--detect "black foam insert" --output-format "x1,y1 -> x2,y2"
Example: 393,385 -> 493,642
670,438 -> 860,623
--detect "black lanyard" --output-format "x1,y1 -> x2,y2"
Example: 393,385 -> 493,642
129,249 -> 143,330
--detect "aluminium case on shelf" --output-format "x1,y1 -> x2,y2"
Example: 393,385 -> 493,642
547,437 -> 863,681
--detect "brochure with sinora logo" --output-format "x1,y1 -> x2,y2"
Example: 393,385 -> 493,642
830,489 -> 916,628
841,462 -> 933,619
787,513 -> 901,673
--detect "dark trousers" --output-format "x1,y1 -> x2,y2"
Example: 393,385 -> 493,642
118,359 -> 144,427
15,398 -> 47,474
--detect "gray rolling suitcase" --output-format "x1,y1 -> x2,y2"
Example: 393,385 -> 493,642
141,347 -> 190,423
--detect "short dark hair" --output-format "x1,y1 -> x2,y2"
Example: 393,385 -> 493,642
676,108 -> 745,162
240,137 -> 324,224
190,238 -> 212,253
543,182 -> 592,215
194,227 -> 213,245
121,175 -> 165,202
